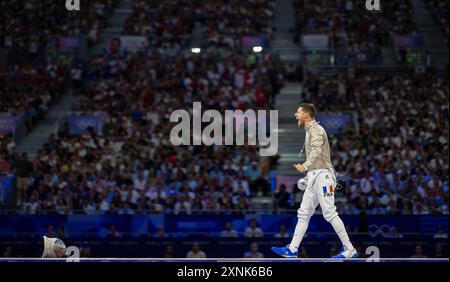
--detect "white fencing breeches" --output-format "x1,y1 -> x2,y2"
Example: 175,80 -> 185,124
300,169 -> 338,222
289,169 -> 353,252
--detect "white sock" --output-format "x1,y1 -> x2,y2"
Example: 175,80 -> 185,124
289,218 -> 310,253
330,216 -> 354,250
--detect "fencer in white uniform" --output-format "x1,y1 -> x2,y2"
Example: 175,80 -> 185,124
272,103 -> 357,259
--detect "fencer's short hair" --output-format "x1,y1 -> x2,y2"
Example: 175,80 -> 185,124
299,103 -> 316,118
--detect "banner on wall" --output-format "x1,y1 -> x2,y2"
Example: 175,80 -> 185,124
302,34 -> 329,49
0,113 -> 26,134
393,35 -> 423,48
316,113 -> 354,134
119,36 -> 149,50
59,36 -> 85,50
276,175 -> 299,193
0,115 -> 16,134
68,114 -> 105,135
241,36 -> 269,50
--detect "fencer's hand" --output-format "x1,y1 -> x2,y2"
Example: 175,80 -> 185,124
293,163 -> 306,173
297,178 -> 307,191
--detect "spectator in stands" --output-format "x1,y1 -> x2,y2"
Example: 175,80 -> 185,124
298,248 -> 309,258
2,246 -> 12,258
352,244 -> 363,259
57,226 -> 66,239
329,245 -> 339,257
410,245 -> 428,258
71,63 -> 83,94
15,153 -> 33,206
80,247 -> 92,258
434,243 -> 445,258
0,153 -> 11,173
244,219 -> 264,238
154,225 -> 169,238
243,242 -> 264,258
274,184 -> 292,210
245,162 -> 270,196
220,222 -> 239,238
433,226 -> 448,239
174,194 -> 192,215
0,135 -> 15,156
186,242 -> 207,258
107,225 -> 123,238
163,245 -> 174,258
274,225 -> 290,238
46,225 -> 55,237
384,226 -> 403,239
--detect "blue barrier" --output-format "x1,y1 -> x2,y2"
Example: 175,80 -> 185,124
0,237 -> 447,258
0,214 -> 447,238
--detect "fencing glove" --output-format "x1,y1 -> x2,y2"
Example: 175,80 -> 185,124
297,176 -> 308,191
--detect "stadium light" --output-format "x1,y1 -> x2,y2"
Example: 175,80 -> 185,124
191,47 -> 201,54
252,46 -> 263,53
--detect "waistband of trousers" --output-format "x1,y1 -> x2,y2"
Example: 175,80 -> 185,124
307,167 -> 334,176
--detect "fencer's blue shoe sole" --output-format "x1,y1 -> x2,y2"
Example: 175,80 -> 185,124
271,245 -> 298,258
332,247 -> 358,259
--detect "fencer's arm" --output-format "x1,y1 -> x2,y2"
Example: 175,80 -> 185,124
302,129 -> 324,171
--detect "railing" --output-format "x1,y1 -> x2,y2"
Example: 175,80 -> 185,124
54,113 -> 69,138
1,208 -> 448,216
0,231 -> 439,238
12,115 -> 28,145
1,236 -> 447,259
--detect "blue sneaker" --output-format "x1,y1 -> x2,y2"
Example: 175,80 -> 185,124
332,246 -> 358,259
271,245 -> 298,258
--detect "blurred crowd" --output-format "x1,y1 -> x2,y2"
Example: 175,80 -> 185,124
0,0 -> 284,215
276,68 -> 449,215
0,0 -> 117,52
122,0 -> 274,51
0,0 -> 117,135
1,0 -> 449,218
122,0 -> 196,51
294,0 -> 419,64
424,0 -> 449,43
0,62 -> 68,130
197,0 -> 275,50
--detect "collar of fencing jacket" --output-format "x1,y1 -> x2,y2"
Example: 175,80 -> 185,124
305,120 -> 318,132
